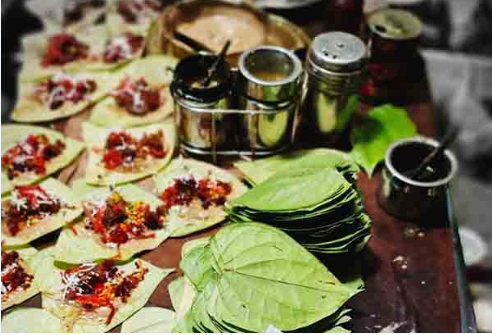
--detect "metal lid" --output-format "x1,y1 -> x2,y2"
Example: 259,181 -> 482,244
307,32 -> 366,73
368,8 -> 422,40
238,45 -> 303,102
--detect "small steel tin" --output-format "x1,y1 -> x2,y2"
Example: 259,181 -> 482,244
237,46 -> 303,152
304,32 -> 366,142
171,53 -> 234,154
379,137 -> 458,222
360,8 -> 422,103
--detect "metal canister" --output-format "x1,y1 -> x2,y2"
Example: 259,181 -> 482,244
237,46 -> 303,153
171,54 -> 234,156
379,137 -> 458,222
360,8 -> 422,103
304,32 -> 367,142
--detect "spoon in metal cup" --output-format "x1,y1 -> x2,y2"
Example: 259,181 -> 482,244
201,40 -> 231,88
405,127 -> 459,181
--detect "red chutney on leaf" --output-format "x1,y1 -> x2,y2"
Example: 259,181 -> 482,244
1,134 -> 66,180
35,73 -> 97,110
112,77 -> 161,115
159,177 -> 232,211
2,185 -> 61,236
102,130 -> 166,170
103,33 -> 144,63
61,260 -> 148,325
83,191 -> 166,246
1,251 -> 34,300
41,34 -> 89,67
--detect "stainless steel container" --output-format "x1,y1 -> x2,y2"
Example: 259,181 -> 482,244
304,32 -> 366,142
379,137 -> 458,222
171,54 -> 234,155
237,46 -> 303,152
360,8 -> 422,103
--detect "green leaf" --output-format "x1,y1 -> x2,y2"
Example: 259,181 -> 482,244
1,307 -> 64,333
350,104 -> 417,177
234,148 -> 356,185
35,254 -> 174,333
121,307 -> 176,333
154,158 -> 247,237
184,222 -> 356,332
168,277 -> 185,312
180,244 -> 218,292
325,325 -> 351,333
230,167 -> 351,212
228,154 -> 371,255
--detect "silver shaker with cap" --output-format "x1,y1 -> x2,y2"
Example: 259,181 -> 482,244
304,32 -> 367,142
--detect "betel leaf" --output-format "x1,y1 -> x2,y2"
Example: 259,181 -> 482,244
180,243 -> 218,292
350,104 -> 417,177
1,307 -> 64,333
121,307 -> 176,333
175,223 -> 361,333
234,148 -> 356,185
209,223 -> 356,332
154,158 -> 247,238
228,156 -> 371,255
168,276 -> 185,312
229,167 -> 351,212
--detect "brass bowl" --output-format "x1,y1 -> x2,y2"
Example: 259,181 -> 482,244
148,0 -> 311,67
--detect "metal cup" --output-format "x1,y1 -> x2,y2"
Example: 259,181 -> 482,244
379,137 -> 458,222
171,53 -> 234,153
237,46 -> 303,152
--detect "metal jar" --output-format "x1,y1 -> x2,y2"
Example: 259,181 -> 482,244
237,46 -> 303,153
304,32 -> 367,142
378,137 -> 458,222
170,54 -> 234,155
360,8 -> 422,103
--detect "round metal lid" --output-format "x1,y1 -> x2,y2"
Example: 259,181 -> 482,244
308,32 -> 366,72
368,8 -> 422,40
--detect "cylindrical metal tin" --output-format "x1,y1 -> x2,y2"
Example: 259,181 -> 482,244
379,137 -> 458,222
170,54 -> 234,154
237,46 -> 303,152
360,8 -> 422,103
304,32 -> 366,142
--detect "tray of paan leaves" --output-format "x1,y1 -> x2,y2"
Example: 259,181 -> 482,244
1,0 -> 371,333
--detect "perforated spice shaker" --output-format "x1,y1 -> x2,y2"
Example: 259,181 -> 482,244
303,32 -> 367,142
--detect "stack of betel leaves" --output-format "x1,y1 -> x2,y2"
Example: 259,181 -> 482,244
230,149 -> 371,255
170,222 -> 362,333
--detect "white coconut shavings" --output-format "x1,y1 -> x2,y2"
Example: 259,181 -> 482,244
106,36 -> 134,60
60,263 -> 97,299
10,189 -> 29,211
45,72 -> 93,106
